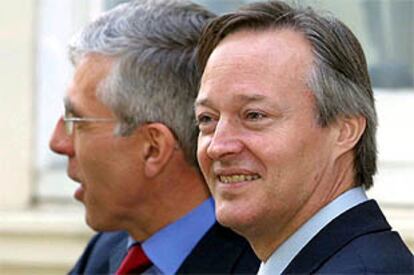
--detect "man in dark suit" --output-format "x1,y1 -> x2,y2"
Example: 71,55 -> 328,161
49,0 -> 259,274
70,225 -> 258,274
194,1 -> 414,274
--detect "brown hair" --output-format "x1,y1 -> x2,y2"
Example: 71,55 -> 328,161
197,1 -> 377,188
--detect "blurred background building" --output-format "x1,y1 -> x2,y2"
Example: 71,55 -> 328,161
0,0 -> 413,274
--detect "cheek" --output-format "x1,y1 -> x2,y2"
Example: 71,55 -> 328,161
269,137 -> 325,187
75,139 -> 115,182
197,136 -> 211,174
77,141 -> 101,167
257,135 -> 311,186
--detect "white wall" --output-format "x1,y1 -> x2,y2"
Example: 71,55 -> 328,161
0,0 -> 35,209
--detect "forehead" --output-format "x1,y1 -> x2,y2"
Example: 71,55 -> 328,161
197,28 -> 314,106
66,54 -> 114,115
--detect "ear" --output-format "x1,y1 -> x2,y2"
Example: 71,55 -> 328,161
333,115 -> 366,157
141,123 -> 178,178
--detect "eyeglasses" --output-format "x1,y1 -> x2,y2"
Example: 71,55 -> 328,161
63,111 -> 115,136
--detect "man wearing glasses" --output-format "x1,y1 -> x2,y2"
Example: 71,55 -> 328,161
49,0 -> 259,274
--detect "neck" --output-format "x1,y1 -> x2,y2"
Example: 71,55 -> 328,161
128,160 -> 210,241
248,157 -> 356,261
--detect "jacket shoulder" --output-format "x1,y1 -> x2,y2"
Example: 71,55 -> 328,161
69,231 -> 128,275
178,223 -> 260,274
319,230 -> 414,274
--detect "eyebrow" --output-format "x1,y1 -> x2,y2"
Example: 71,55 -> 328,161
195,93 -> 267,109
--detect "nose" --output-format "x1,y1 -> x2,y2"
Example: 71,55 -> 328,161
206,119 -> 244,160
49,117 -> 75,157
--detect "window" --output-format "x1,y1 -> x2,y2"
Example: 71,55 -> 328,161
34,0 -> 414,209
105,0 -> 130,9
34,0 -> 104,202
195,0 -> 414,89
315,0 -> 414,89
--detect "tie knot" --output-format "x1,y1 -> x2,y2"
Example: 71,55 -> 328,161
116,244 -> 152,275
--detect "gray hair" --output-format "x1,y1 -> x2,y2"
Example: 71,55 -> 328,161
69,0 -> 216,167
197,1 -> 377,189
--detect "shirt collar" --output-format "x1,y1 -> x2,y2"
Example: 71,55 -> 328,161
258,187 -> 368,275
128,197 -> 216,274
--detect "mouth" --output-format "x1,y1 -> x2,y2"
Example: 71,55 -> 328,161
74,184 -> 85,202
218,174 -> 261,184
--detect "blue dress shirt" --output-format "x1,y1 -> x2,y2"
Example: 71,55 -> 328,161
258,187 -> 368,275
127,197 -> 216,275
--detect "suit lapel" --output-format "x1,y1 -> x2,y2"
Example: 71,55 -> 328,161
282,200 -> 391,274
108,234 -> 129,274
177,223 -> 251,274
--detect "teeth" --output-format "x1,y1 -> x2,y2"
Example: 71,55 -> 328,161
219,174 -> 260,183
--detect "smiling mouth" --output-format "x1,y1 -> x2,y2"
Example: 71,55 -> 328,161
218,174 -> 261,184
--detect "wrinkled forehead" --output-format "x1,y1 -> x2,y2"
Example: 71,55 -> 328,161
197,28 -> 314,104
65,54 -> 115,116
202,29 -> 312,83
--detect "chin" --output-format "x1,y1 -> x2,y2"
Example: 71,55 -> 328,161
85,213 -> 100,231
85,207 -> 124,232
85,209 -> 107,231
215,203 -> 255,237
218,215 -> 254,240
85,216 -> 113,232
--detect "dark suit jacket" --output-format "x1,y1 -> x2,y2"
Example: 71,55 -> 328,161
283,200 -> 414,274
69,222 -> 260,274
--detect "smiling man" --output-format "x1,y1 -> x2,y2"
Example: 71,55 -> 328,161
49,0 -> 259,274
195,1 -> 414,274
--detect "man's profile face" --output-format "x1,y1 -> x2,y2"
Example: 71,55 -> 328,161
195,29 -> 339,241
49,54 -> 148,231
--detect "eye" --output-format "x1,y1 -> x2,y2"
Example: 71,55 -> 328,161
196,113 -> 213,126
245,110 -> 266,121
195,113 -> 217,134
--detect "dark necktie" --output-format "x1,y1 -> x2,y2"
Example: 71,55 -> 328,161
116,244 -> 152,275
